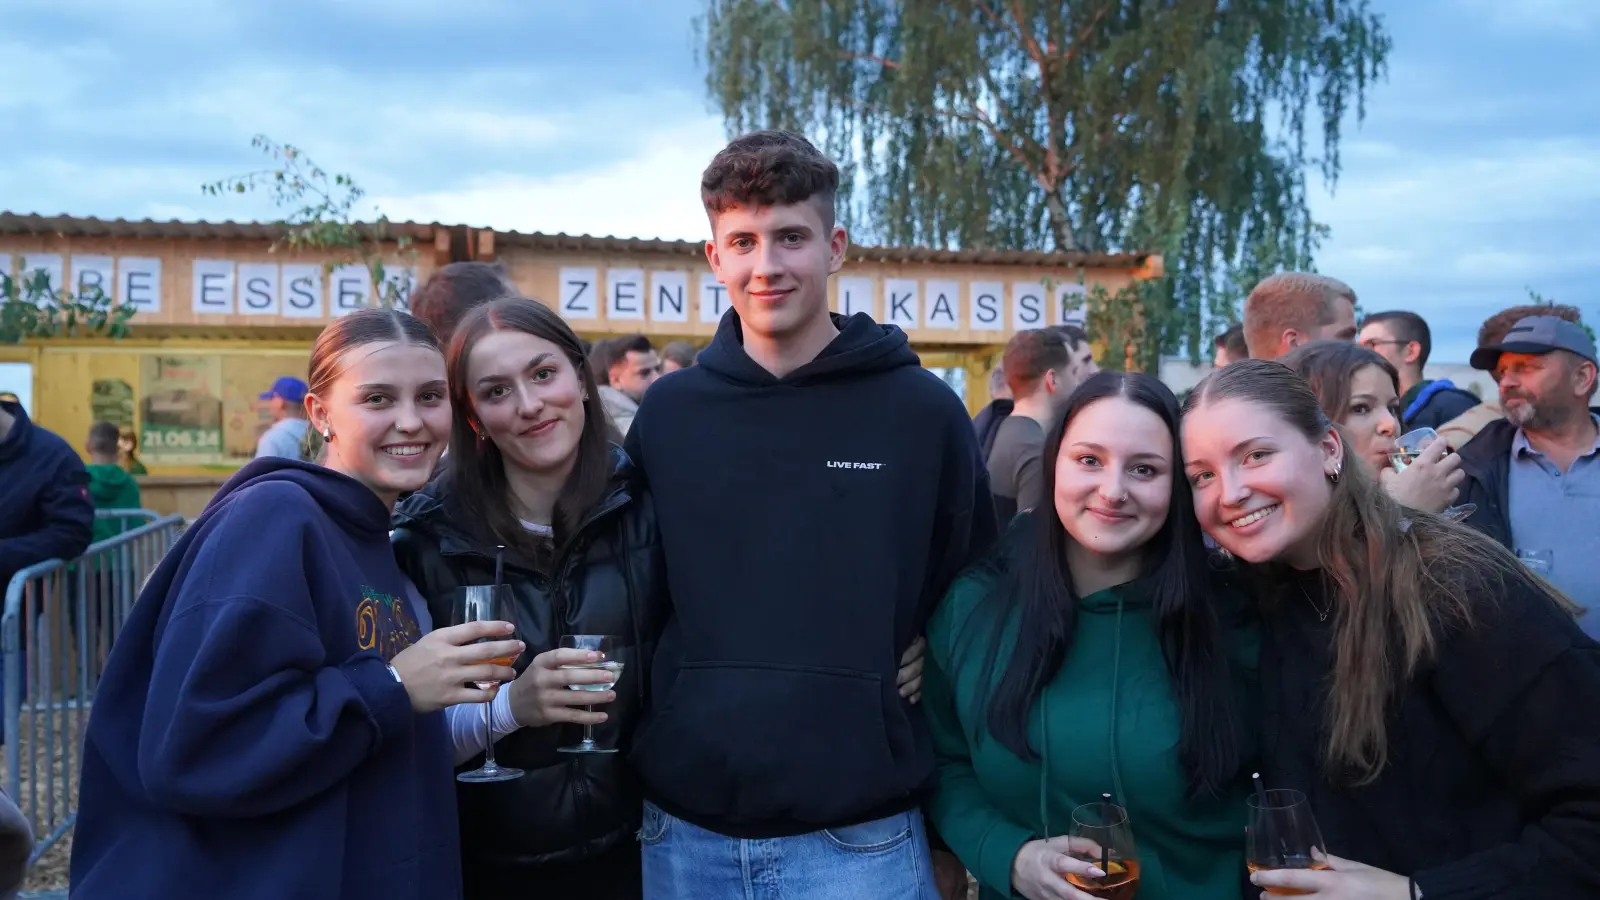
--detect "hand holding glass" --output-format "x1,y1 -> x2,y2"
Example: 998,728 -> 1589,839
557,635 -> 624,754
1064,799 -> 1140,899
1247,789 -> 1329,896
450,585 -> 523,783
1392,428 -> 1476,521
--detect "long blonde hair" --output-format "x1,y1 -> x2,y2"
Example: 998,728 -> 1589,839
1187,359 -> 1580,784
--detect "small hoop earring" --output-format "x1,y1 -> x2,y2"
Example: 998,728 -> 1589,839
1328,464 -> 1341,484
321,427 -> 332,441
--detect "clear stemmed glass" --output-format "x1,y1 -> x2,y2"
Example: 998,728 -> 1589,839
1247,789 -> 1328,896
1392,427 -> 1477,521
451,585 -> 523,783
556,635 -> 623,754
1064,798 -> 1140,899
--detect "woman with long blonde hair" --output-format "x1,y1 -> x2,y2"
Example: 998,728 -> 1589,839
1181,358 -> 1600,899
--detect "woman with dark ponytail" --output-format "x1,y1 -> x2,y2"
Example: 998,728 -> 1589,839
1182,358 -> 1600,899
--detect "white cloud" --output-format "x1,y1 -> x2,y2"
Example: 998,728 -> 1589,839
369,116 -> 728,240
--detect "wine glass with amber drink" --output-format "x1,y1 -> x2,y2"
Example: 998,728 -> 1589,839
451,584 -> 523,783
1065,796 -> 1140,899
1247,788 -> 1329,895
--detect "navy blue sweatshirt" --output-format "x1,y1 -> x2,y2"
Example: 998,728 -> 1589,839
0,400 -> 93,588
625,310 -> 998,836
71,458 -> 461,900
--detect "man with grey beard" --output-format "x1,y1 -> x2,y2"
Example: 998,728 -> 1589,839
1457,315 -> 1599,626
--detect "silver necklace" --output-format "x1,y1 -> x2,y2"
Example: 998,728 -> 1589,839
1298,582 -> 1330,622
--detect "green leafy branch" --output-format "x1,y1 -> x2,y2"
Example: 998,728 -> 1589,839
203,135 -> 416,308
0,262 -> 138,344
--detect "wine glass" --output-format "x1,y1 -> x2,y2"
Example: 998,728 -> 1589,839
1065,797 -> 1140,899
1246,789 -> 1328,896
557,634 -> 623,754
1389,427 -> 1436,471
451,585 -> 523,783
1391,427 -> 1477,521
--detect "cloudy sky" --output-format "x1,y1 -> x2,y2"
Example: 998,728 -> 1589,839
3,0 -> 1595,364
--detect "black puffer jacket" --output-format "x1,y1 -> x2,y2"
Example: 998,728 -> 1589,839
390,449 -> 665,877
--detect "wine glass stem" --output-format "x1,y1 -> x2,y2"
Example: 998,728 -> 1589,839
583,706 -> 595,747
482,691 -> 497,769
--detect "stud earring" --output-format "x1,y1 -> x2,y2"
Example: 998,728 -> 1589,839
321,427 -> 332,441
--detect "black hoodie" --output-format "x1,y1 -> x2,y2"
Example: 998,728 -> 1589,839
624,310 -> 998,837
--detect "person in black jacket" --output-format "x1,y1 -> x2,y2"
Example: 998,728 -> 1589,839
1358,311 -> 1480,431
392,297 -> 666,900
1455,315 -> 1599,624
0,398 -> 93,591
1183,359 -> 1599,900
0,397 -> 94,744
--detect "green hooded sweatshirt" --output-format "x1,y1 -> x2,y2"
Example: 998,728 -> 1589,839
924,558 -> 1257,900
85,464 -> 142,543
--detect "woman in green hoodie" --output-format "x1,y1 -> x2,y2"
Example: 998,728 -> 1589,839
923,372 -> 1255,900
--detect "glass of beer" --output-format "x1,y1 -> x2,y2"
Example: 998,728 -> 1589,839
557,634 -> 624,754
1065,797 -> 1140,899
1247,789 -> 1329,895
451,585 -> 523,783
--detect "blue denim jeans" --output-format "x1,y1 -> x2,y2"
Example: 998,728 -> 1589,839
640,802 -> 940,900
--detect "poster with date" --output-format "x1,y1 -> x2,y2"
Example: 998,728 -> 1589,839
139,355 -> 225,465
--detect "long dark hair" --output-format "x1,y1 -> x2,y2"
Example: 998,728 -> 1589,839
975,371 -> 1241,797
444,298 -> 613,565
1280,340 -> 1399,426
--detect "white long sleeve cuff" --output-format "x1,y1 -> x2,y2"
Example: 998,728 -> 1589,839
447,684 -> 523,765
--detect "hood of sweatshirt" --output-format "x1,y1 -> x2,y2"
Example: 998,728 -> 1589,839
206,456 -> 393,539
86,464 -> 137,504
696,310 -> 920,387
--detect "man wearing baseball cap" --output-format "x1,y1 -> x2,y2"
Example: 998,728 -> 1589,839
1457,315 -> 1599,622
254,376 -> 310,460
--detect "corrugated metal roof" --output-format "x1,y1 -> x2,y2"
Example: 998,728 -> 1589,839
0,212 -> 433,242
0,212 -> 1151,269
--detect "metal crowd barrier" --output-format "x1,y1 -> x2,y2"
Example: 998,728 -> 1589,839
2,515 -> 186,864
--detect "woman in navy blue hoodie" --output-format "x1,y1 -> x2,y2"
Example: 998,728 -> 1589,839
71,309 -> 524,900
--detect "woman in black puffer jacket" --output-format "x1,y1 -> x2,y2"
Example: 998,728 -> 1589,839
393,297 -> 665,900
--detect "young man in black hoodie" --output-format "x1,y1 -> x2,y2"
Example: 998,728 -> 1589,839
625,131 -> 997,899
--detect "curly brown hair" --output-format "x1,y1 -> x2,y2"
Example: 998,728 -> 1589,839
701,131 -> 839,229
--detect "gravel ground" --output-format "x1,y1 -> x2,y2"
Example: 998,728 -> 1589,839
1,709 -> 85,896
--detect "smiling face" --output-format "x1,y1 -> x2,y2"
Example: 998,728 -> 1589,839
1341,364 -> 1401,473
1054,396 -> 1174,562
466,328 -> 586,477
705,201 -> 847,341
1183,397 -> 1343,568
306,341 -> 450,507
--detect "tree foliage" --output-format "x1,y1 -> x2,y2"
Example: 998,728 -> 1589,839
1,264 -> 137,344
204,135 -> 416,308
699,0 -> 1389,368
